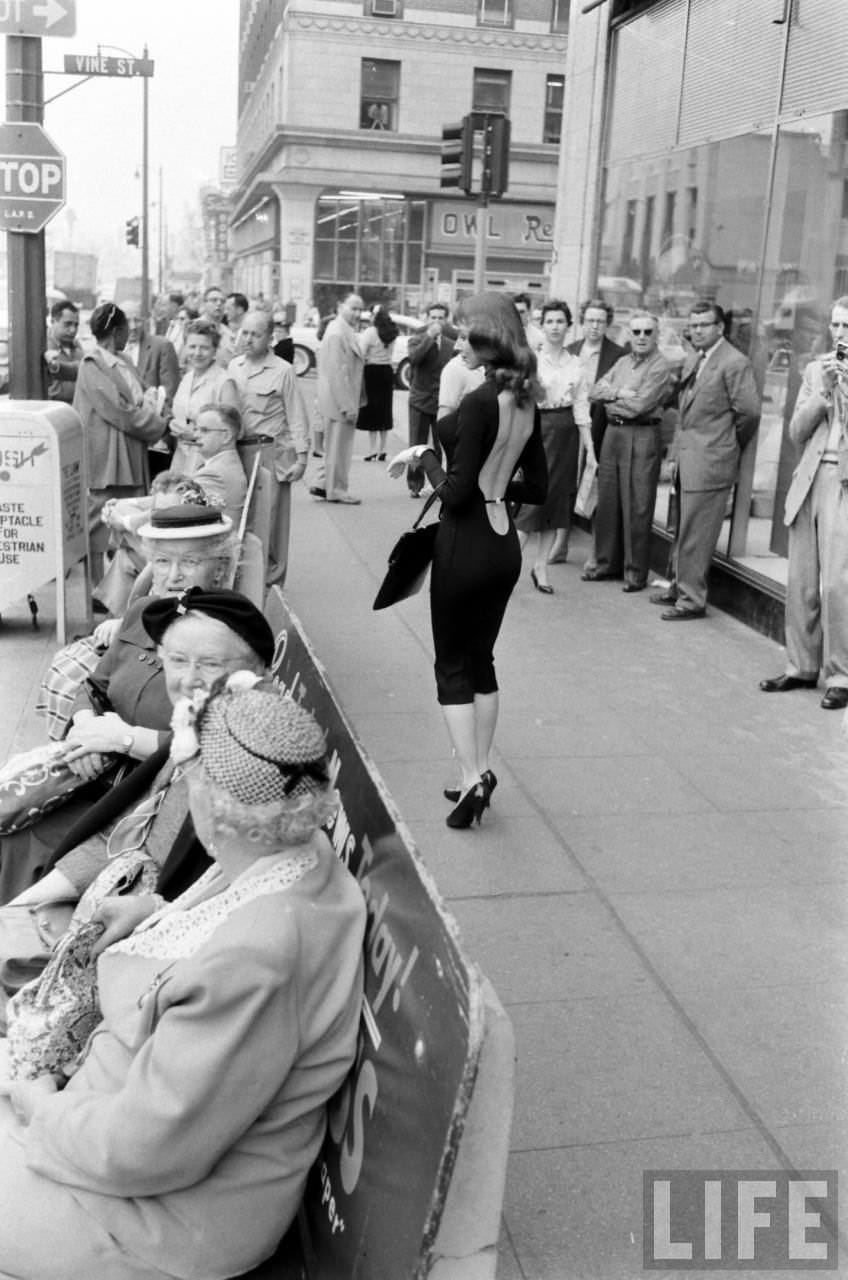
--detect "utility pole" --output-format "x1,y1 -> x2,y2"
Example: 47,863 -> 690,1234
6,36 -> 47,399
141,43 -> 150,317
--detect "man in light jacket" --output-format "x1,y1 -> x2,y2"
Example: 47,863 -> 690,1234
760,297 -> 848,709
311,293 -> 365,504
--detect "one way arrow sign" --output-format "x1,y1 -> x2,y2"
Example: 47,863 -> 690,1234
0,0 -> 76,38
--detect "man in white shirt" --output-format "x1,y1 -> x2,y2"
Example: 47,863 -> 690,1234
222,310 -> 310,585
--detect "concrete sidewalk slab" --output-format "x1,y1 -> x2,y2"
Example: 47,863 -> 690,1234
1,420 -> 845,1278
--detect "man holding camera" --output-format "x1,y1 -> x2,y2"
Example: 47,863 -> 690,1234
761,297 -> 848,709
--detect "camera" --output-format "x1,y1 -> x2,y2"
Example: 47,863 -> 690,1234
836,341 -> 847,362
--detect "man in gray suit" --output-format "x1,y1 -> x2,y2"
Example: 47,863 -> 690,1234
311,293 -> 365,504
651,301 -> 760,619
760,297 -> 848,709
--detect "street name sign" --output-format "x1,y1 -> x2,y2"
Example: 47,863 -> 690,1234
63,53 -> 154,77
0,0 -> 76,37
0,122 -> 65,233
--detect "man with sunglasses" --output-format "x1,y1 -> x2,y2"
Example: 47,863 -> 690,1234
583,311 -> 672,590
651,301 -> 759,619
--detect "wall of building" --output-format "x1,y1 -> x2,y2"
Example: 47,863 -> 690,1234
232,0 -> 567,315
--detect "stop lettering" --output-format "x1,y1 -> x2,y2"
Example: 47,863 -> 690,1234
0,159 -> 63,195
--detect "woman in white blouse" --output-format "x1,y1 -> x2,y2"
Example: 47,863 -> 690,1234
169,319 -> 228,476
515,299 -> 595,593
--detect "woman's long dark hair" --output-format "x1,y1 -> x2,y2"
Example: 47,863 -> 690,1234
457,292 -> 541,407
373,305 -> 399,346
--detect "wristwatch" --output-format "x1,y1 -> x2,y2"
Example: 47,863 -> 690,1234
121,730 -> 134,754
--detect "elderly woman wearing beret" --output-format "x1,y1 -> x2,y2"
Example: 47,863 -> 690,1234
0,676 -> 365,1280
6,588 -> 277,922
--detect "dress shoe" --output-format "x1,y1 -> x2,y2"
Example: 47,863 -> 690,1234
650,589 -> 677,605
530,568 -> 554,594
581,569 -> 613,581
622,580 -> 647,593
377,452 -> 387,461
446,783 -> 488,829
660,607 -> 706,621
328,493 -> 361,505
363,454 -> 376,462
821,686 -> 848,710
309,486 -> 326,499
445,769 -> 498,805
759,673 -> 818,693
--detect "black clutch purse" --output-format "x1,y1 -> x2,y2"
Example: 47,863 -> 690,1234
373,489 -> 442,610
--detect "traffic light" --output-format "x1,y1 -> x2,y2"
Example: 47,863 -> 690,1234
125,216 -> 139,247
483,115 -> 510,199
440,118 -> 473,193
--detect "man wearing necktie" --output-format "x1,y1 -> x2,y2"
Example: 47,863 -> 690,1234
651,302 -> 760,619
760,298 -> 848,709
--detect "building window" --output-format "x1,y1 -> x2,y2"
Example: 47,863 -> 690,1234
551,0 -> 568,33
543,74 -> 564,145
477,0 -> 512,26
472,68 -> 512,115
368,0 -> 400,14
360,58 -> 399,131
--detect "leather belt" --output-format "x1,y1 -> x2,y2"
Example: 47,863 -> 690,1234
607,416 -> 661,427
240,434 -> 276,446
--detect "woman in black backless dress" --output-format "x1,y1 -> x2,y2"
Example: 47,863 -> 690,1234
388,293 -> 547,828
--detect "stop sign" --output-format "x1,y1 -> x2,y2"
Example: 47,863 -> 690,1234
0,122 -> 66,234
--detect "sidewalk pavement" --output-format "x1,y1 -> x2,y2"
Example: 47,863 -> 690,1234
2,423 -> 847,1278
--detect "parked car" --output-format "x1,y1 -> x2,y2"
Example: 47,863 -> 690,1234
288,312 -> 427,389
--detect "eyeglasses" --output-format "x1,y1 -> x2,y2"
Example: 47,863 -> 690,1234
630,328 -> 655,336
160,651 -> 245,682
151,555 -> 211,574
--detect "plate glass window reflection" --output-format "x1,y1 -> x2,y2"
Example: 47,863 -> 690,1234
601,0 -> 848,584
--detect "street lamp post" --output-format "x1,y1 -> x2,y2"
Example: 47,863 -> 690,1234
95,43 -> 151,316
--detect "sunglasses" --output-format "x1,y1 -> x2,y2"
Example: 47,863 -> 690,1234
631,328 -> 655,336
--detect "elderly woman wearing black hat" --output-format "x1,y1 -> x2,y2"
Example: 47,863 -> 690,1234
0,509 -> 238,906
5,588 -> 276,923
0,676 -> 365,1280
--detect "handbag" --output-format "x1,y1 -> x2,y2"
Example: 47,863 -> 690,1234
574,456 -> 599,520
373,488 -> 442,610
5,848 -> 159,1080
0,742 -> 116,837
0,902 -> 76,996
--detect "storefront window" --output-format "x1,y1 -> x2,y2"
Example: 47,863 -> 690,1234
600,0 -> 848,580
312,196 -> 427,314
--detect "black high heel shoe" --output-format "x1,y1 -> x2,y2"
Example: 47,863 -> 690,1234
363,454 -> 376,461
446,783 -> 487,829
444,769 -> 498,804
377,452 -> 387,461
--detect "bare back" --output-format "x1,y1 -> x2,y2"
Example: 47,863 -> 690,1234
478,389 -> 535,533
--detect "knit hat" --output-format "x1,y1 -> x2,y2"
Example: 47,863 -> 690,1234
141,587 -> 275,667
198,677 -> 329,806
